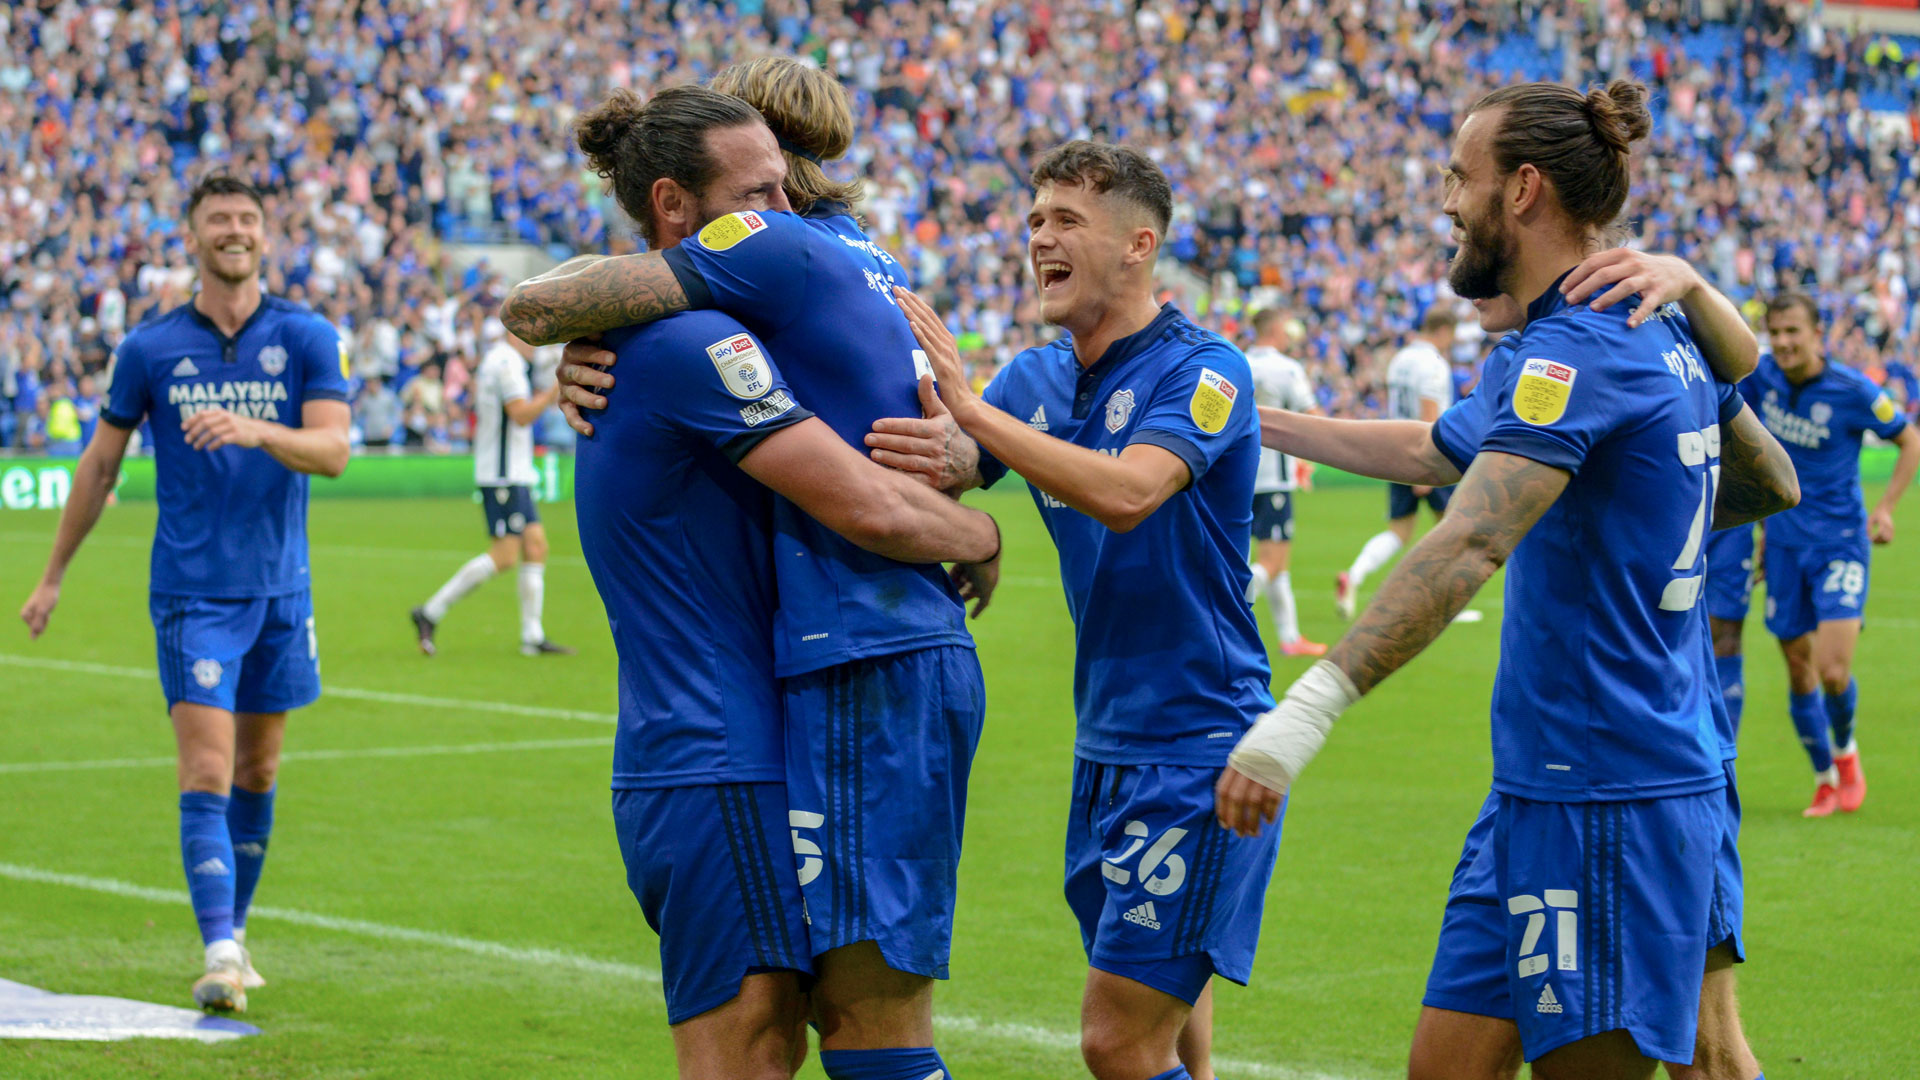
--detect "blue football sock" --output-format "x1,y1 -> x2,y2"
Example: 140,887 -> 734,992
1826,679 -> 1858,752
179,791 -> 236,945
227,785 -> 276,931
1147,1068 -> 1193,1080
1715,654 -> 1746,741
819,1047 -> 952,1080
1789,690 -> 1833,773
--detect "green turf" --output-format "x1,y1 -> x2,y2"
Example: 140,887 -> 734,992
2,483 -> 1916,1078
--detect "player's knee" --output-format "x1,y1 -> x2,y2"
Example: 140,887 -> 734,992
177,751 -> 232,794
232,754 -> 278,793
1709,620 -> 1743,658
1818,664 -> 1851,696
488,545 -> 518,571
1080,1021 -> 1164,1080
523,536 -> 548,564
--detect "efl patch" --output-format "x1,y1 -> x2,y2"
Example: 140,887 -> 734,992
697,211 -> 768,252
338,339 -> 351,379
1873,393 -> 1897,424
257,345 -> 287,376
1105,389 -> 1136,434
1513,358 -> 1578,426
739,389 -> 798,427
707,333 -> 772,400
1190,367 -> 1238,435
192,658 -> 223,689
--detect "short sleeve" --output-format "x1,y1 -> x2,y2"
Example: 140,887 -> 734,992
101,338 -> 150,429
974,365 -> 1018,489
659,211 -> 813,337
1714,379 -> 1744,425
644,321 -> 814,463
1419,357 -> 1453,406
1859,381 -> 1910,441
1478,332 -> 1626,475
300,319 -> 352,404
1129,343 -> 1255,484
497,352 -> 532,404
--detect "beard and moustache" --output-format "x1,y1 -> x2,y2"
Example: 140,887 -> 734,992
1447,192 -> 1515,301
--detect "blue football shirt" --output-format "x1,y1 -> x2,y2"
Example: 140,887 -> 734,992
1740,354 -> 1908,548
576,311 -> 813,789
663,207 -> 971,677
976,304 -> 1274,767
102,296 -> 350,598
1464,287 -> 1734,801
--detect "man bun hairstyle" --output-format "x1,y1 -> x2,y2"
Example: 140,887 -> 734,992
1030,140 -> 1173,239
1467,79 -> 1653,229
574,86 -> 765,247
186,173 -> 265,219
710,57 -> 863,214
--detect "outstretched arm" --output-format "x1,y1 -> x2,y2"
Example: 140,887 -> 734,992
1258,407 -> 1460,486
501,253 -> 690,346
20,422 -> 134,638
1562,250 -> 1759,382
1215,451 -> 1569,834
1714,403 -> 1799,529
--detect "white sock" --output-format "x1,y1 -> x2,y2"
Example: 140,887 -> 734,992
1348,530 -> 1403,589
1834,738 -> 1858,758
1817,765 -> 1839,786
1245,563 -> 1271,605
1269,571 -> 1300,644
518,562 -> 546,645
424,554 -> 497,623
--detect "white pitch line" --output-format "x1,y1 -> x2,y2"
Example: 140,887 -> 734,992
0,654 -> 615,724
0,737 -> 608,775
0,861 -> 1377,1080
0,531 -> 591,569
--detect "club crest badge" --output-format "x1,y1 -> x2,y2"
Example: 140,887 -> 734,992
257,345 -> 288,376
1105,389 -> 1135,434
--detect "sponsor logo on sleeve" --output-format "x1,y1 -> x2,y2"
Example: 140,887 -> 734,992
338,339 -> 351,379
697,211 -> 769,252
1104,389 -> 1136,434
1189,367 -> 1238,435
1513,358 -> 1578,426
1873,393 -> 1897,424
739,389 -> 799,427
706,334 -> 773,400
257,345 -> 288,376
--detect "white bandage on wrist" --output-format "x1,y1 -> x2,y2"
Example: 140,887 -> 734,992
1228,660 -> 1360,792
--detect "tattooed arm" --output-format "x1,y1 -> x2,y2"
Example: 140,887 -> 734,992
1712,403 -> 1799,529
500,253 -> 690,346
1216,451 -> 1568,835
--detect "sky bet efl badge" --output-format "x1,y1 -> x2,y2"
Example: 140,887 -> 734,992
698,211 -> 768,252
1189,367 -> 1237,434
1514,358 -> 1577,426
707,334 -> 771,399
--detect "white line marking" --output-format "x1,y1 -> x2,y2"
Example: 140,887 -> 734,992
0,737 -> 608,775
0,654 -> 615,724
0,532 -> 591,569
0,862 -> 1375,1079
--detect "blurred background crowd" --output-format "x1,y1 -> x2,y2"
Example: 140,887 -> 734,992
3,0 -> 1918,456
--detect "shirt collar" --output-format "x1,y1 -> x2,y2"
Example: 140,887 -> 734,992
1523,269 -> 1579,327
803,200 -> 853,221
186,294 -> 270,346
1073,303 -> 1186,383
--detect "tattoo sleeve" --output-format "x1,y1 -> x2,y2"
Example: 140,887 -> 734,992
1712,404 -> 1800,529
1326,451 -> 1570,695
500,253 -> 691,346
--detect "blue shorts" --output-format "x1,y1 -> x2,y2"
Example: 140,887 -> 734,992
1251,491 -> 1294,542
1709,760 -> 1744,963
782,644 -> 985,978
612,783 -> 811,1025
1703,527 -> 1756,624
1764,541 -> 1869,641
480,484 -> 539,538
150,591 -> 320,714
1064,758 -> 1283,1006
1422,788 -> 1722,1064
1389,482 -> 1452,519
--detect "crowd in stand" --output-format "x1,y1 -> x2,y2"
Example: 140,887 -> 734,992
3,0 -> 1918,455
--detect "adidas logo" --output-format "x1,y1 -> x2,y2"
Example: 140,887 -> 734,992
1121,901 -> 1161,931
173,358 -> 200,377
191,857 -> 230,877
1536,985 -> 1563,1015
1028,405 -> 1049,431
233,842 -> 266,858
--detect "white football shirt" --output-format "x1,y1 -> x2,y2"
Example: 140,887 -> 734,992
473,342 -> 537,487
1246,344 -> 1316,493
1385,339 -> 1453,422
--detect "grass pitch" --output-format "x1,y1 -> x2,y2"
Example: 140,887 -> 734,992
1,482 -> 1915,1078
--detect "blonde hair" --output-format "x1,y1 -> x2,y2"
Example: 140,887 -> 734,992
710,57 -> 864,215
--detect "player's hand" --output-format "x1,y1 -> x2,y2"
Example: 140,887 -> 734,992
893,286 -> 978,420
1561,249 -> 1699,329
868,376 -> 983,493
949,551 -> 1000,619
20,581 -> 59,640
183,408 -> 268,451
558,337 -> 616,437
1412,484 -> 1433,497
1215,765 -> 1284,838
1869,505 -> 1896,544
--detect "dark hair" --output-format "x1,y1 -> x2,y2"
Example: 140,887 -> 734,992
1030,141 -> 1174,238
1765,291 -> 1821,327
1466,80 -> 1652,229
574,86 -> 766,246
186,174 -> 265,219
